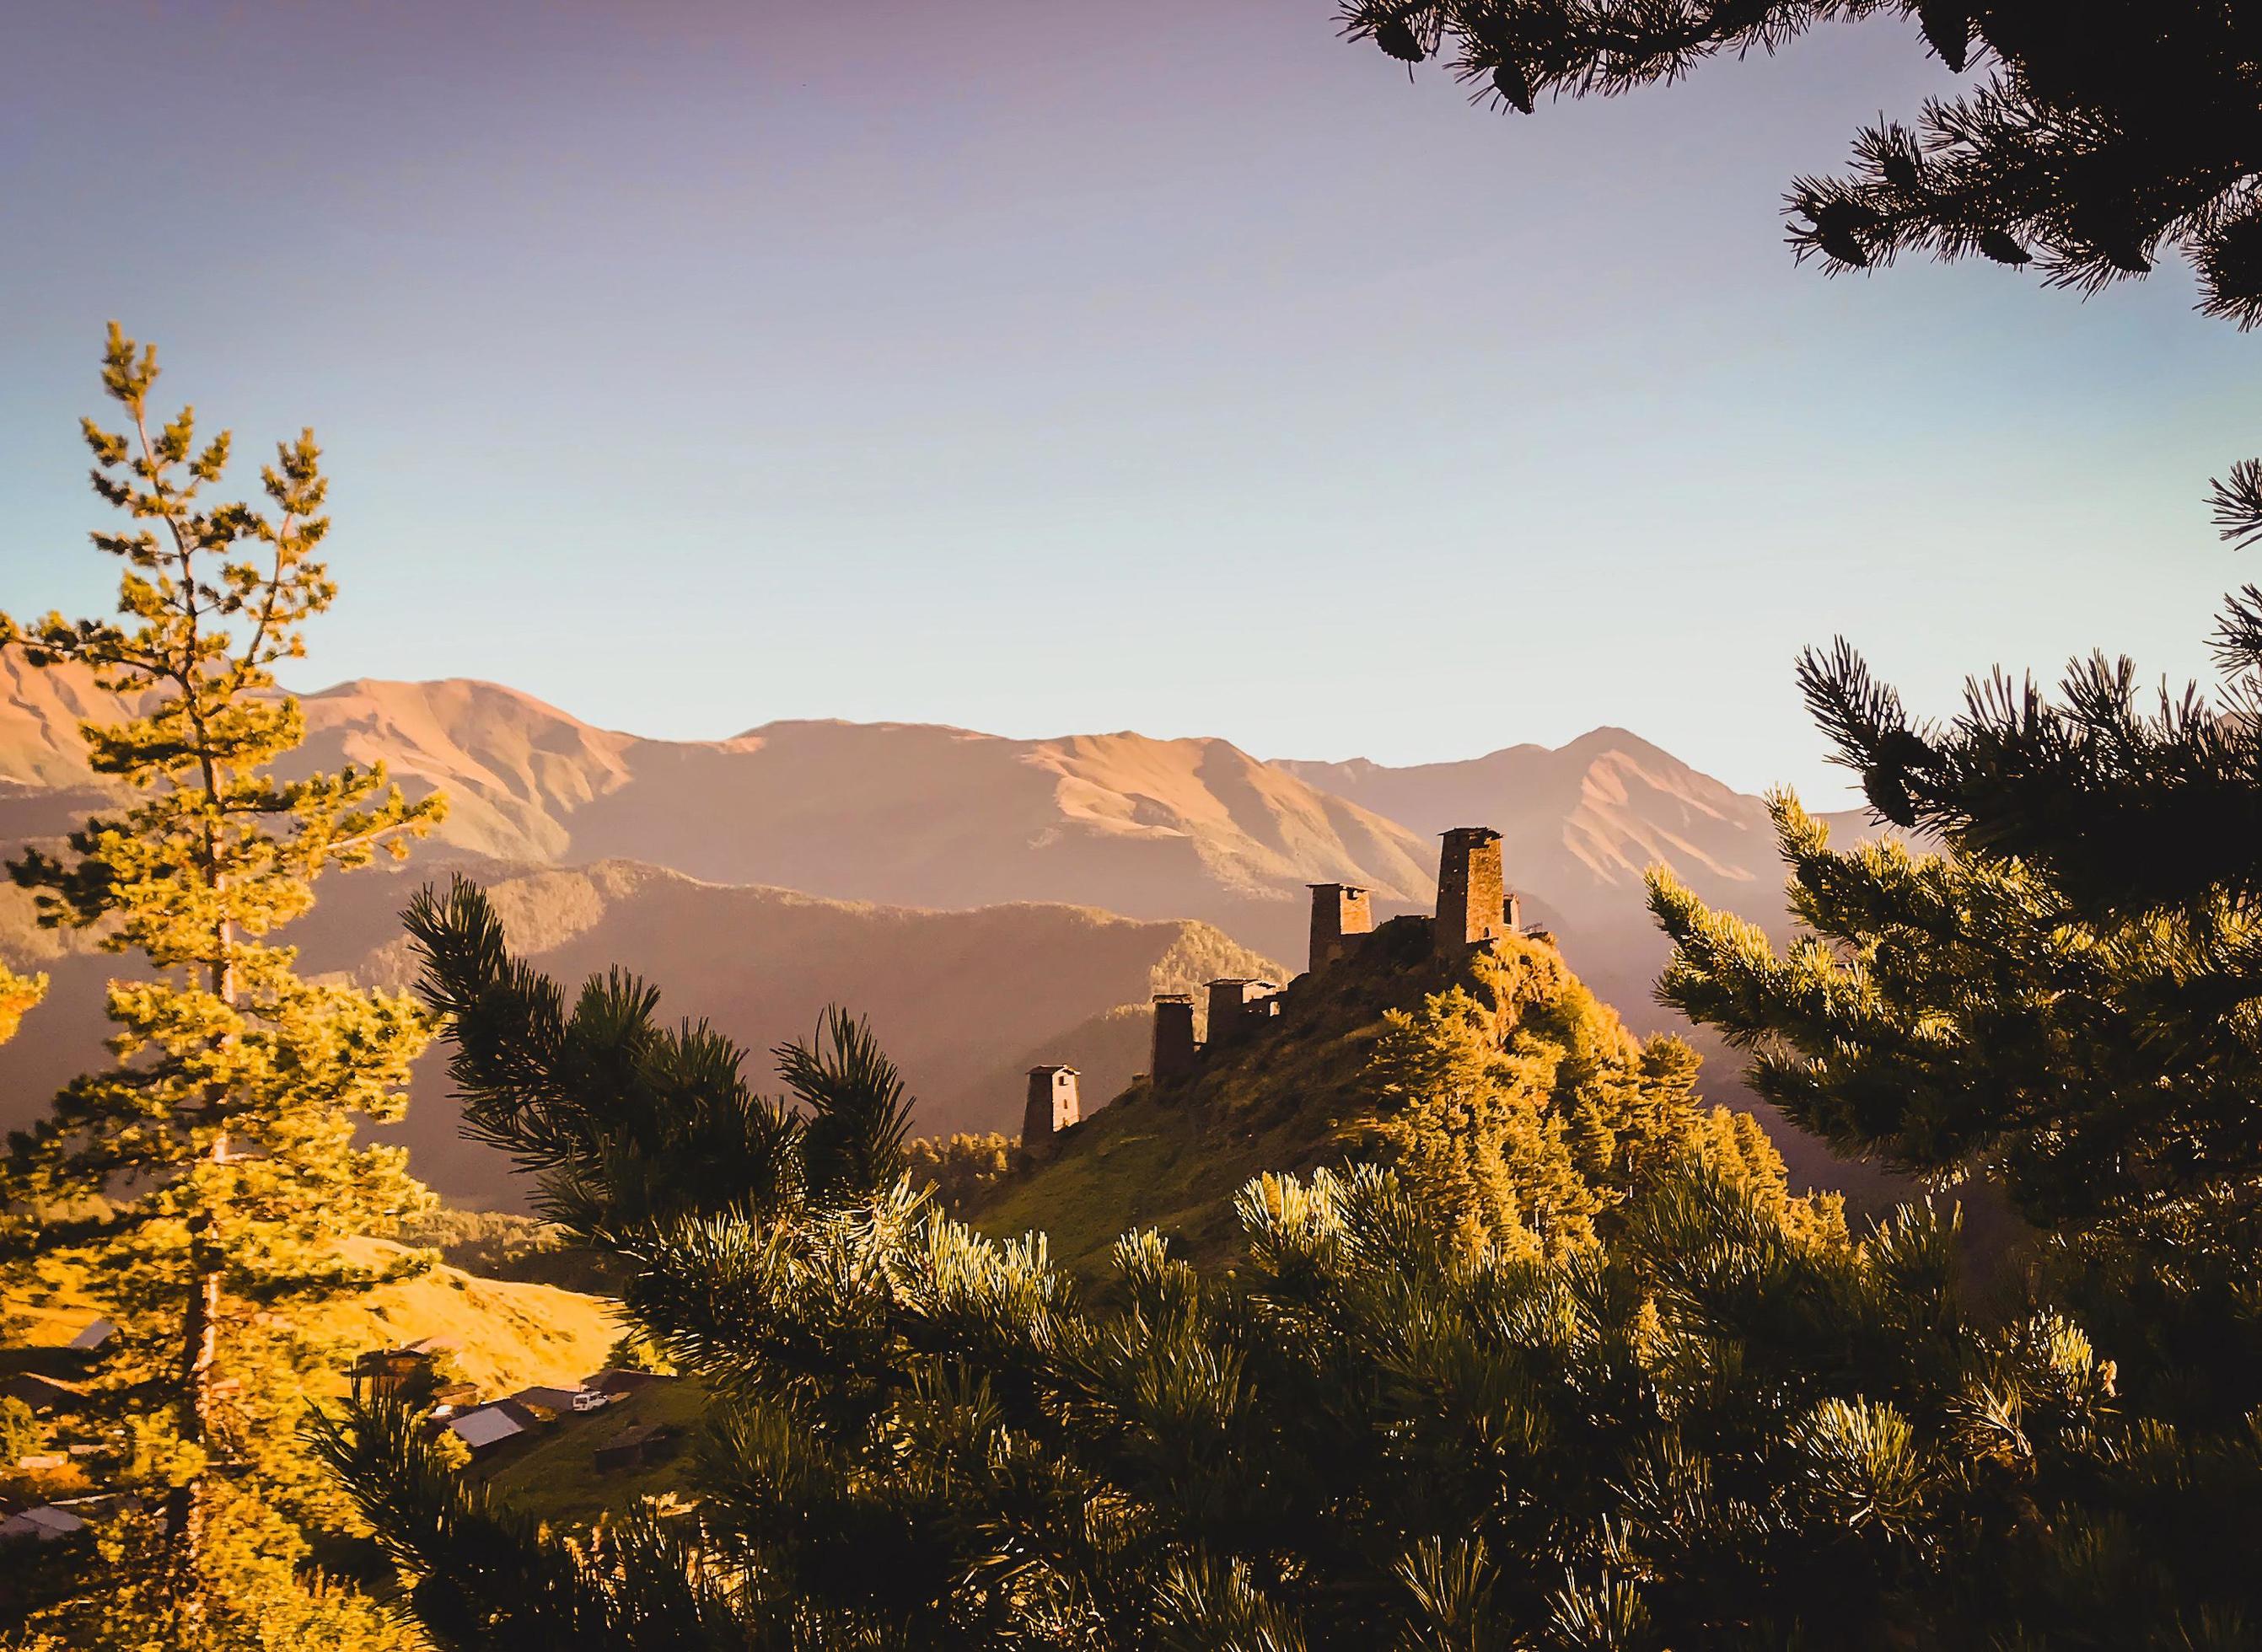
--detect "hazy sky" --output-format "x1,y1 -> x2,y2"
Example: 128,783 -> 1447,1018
3,1 -> 2254,800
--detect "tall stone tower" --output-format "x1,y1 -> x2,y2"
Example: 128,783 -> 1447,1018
1435,826 -> 1507,956
1151,993 -> 1198,1084
1024,1065 -> 1080,1145
1307,882 -> 1373,974
1206,979 -> 1276,1050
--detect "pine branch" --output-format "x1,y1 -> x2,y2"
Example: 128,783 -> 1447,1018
777,1006 -> 917,1202
2211,457 -> 2262,550
307,1396 -> 758,1650
405,875 -> 814,1236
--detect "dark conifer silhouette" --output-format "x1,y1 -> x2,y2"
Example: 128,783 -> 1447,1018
1339,1 -> 2262,542
1647,616 -> 2262,1430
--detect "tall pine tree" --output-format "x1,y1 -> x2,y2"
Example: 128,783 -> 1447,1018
1647,633 -> 2262,1429
0,325 -> 442,1647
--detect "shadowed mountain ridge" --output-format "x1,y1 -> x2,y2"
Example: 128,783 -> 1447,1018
0,853 -> 1280,1206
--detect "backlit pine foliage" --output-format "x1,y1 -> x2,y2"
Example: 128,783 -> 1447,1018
1360,941 -> 1819,1260
0,326 -> 442,1649
1649,605 -> 2262,1437
317,879 -> 2262,1648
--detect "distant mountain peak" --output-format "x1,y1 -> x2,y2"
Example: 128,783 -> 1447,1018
0,657 -> 1856,979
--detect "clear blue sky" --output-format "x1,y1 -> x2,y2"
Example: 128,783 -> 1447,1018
3,1 -> 2253,800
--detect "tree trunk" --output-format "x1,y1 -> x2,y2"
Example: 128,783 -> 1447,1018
169,1249 -> 222,1632
168,706 -> 234,1626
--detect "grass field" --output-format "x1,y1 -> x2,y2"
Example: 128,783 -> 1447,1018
975,1092 -> 1319,1278
3,1236 -> 622,1400
480,1376 -> 710,1528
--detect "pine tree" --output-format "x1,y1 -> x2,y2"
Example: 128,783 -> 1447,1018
0,325 -> 443,1646
1647,631 -> 2262,1428
1359,941 -> 1803,1259
0,967 -> 45,1043
1367,980 -> 1600,1257
1337,0 -> 2262,542
904,1131 -> 1015,1215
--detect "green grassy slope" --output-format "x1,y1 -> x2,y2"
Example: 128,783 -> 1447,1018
4,1242 -> 671,1531
479,1376 -> 709,1528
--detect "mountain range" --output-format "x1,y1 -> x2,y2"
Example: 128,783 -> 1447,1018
0,657 -> 1882,1204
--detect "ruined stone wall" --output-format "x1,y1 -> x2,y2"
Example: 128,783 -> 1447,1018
1206,979 -> 1279,1050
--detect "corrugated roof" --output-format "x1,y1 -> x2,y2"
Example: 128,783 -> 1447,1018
446,1406 -> 527,1451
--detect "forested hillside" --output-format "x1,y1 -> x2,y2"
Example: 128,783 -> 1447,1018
972,915 -> 1792,1278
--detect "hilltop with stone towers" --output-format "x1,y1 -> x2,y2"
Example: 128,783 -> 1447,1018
986,825 -> 1644,1275
1018,825 -> 1534,1152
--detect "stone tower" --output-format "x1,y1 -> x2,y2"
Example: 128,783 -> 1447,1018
1307,882 -> 1373,974
1024,1065 -> 1080,1145
1152,993 -> 1198,1083
1435,826 -> 1507,956
1206,979 -> 1277,1049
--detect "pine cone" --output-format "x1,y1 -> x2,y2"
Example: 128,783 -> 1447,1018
1377,19 -> 1427,62
1979,228 -> 2033,266
1493,60 -> 1535,115
1812,200 -> 1880,267
1916,2 -> 1969,73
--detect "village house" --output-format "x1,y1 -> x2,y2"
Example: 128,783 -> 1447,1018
445,1400 -> 541,1454
0,1502 -> 88,1542
351,1347 -> 436,1394
511,1384 -> 609,1415
594,1422 -> 676,1473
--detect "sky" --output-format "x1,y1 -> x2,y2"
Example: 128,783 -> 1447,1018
3,1 -> 2254,802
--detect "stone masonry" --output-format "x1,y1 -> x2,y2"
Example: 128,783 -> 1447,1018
1306,882 -> 1374,974
1096,826 -> 1531,1120
1024,1065 -> 1081,1145
1435,826 -> 1508,956
1151,993 -> 1199,1084
1206,979 -> 1279,1050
